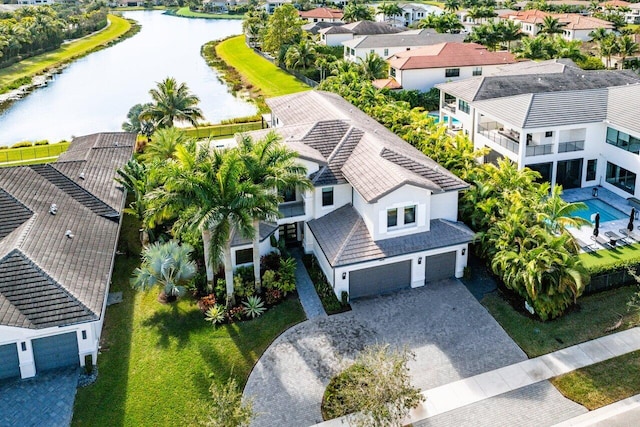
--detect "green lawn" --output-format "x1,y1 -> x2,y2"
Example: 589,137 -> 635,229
72,214 -> 306,426
579,242 -> 640,272
482,285 -> 640,358
173,6 -> 243,19
0,142 -> 70,165
216,35 -> 310,98
0,15 -> 131,92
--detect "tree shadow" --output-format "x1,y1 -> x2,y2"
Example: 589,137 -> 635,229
141,301 -> 210,349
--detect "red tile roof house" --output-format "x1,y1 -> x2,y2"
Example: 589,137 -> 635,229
385,42 -> 518,91
0,133 -> 134,380
299,7 -> 344,23
500,10 -> 615,41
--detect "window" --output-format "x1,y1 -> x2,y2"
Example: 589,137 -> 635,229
387,208 -> 398,228
81,330 -> 87,340
545,131 -> 553,138
404,206 -> 416,225
458,99 -> 470,114
472,67 -> 482,76
350,48 -> 355,56
606,162 -> 636,194
235,248 -> 253,265
586,159 -> 597,181
370,49 -> 374,54
606,127 -> 640,154
383,48 -> 389,56
445,68 -> 460,78
322,187 -> 334,206
282,187 -> 295,202
390,67 -> 396,77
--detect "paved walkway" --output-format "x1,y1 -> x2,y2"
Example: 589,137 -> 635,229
554,394 -> 640,426
0,367 -> 79,427
316,327 -> 640,426
291,249 -> 326,319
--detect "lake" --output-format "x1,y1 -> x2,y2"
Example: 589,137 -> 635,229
0,11 -> 256,146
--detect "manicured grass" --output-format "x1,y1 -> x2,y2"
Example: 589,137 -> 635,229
551,350 -> 640,410
0,15 -> 132,92
216,35 -> 310,98
72,214 -> 306,426
173,6 -> 243,19
182,121 -> 264,139
579,242 -> 640,272
0,142 -> 70,164
482,285 -> 640,357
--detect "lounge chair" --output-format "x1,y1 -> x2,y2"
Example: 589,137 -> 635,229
576,238 -> 597,253
591,234 -> 614,249
619,229 -> 640,243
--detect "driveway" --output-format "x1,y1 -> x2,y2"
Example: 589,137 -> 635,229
0,367 -> 79,427
244,279 -> 529,427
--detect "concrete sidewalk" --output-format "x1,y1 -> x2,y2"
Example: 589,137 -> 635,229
316,327 -> 640,426
553,394 -> 640,426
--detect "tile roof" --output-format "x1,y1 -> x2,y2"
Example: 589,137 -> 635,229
372,78 -> 403,89
388,43 -> 517,70
0,133 -> 134,329
607,84 -> 640,135
0,188 -> 32,240
230,222 -> 278,247
341,29 -> 465,50
265,91 -> 468,201
299,7 -> 343,19
501,10 -> 614,29
307,204 -> 475,267
340,20 -> 406,35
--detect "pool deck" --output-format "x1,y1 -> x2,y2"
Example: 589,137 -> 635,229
563,186 -> 637,252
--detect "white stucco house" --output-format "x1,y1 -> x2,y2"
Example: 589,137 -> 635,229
373,2 -> 436,27
239,91 -> 474,300
299,7 -> 344,23
435,59 -> 640,199
0,133 -> 134,381
385,42 -> 518,92
500,10 -> 615,41
319,20 -> 405,46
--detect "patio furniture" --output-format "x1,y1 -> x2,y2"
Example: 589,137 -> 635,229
591,234 -> 614,249
576,238 -> 596,253
620,228 -> 640,242
604,231 -> 621,246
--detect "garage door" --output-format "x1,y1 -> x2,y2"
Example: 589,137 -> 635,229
425,251 -> 457,283
0,343 -> 20,380
32,332 -> 79,373
349,260 -> 411,299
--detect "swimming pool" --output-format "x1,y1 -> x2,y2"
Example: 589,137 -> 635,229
427,113 -> 461,127
573,199 -> 628,223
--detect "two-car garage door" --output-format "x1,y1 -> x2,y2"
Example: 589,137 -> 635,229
0,343 -> 20,380
32,332 -> 79,373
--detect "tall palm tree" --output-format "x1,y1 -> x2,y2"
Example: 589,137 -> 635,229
599,34 -> 619,68
616,34 -> 640,69
378,2 -> 404,22
539,16 -> 566,35
140,127 -> 192,164
343,2 -> 374,23
140,77 -> 204,129
501,20 -> 522,51
444,0 -> 461,12
358,52 -> 388,79
238,132 -> 311,291
536,185 -> 589,235
284,39 -> 317,70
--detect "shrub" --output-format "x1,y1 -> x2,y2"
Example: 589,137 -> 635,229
205,304 -> 225,326
34,140 -> 49,146
207,377 -> 254,427
225,306 -> 244,323
235,265 -> 254,285
261,252 -> 281,273
277,257 -> 296,295
265,288 -> 283,305
11,141 -> 33,148
198,294 -> 217,313
341,291 -> 349,305
242,295 -> 266,318
233,275 -> 255,299
262,270 -> 278,290
214,278 -> 227,302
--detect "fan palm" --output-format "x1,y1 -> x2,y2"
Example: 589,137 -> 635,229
140,77 -> 204,128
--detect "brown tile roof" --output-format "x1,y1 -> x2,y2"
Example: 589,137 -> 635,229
299,7 -> 343,19
388,43 -> 517,70
499,9 -> 550,20
599,0 -> 631,7
501,10 -> 615,29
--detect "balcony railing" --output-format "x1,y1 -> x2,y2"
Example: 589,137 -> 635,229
278,200 -> 305,218
526,143 -> 554,157
478,125 -> 520,154
558,140 -> 585,153
443,103 -> 456,113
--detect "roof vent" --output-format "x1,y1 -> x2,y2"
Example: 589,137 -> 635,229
79,172 -> 85,180
49,203 -> 58,215
114,141 -> 119,147
350,109 -> 353,113
65,229 -> 74,239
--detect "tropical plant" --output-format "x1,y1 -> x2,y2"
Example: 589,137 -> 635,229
418,12 -> 464,33
378,2 -> 404,22
616,34 -> 640,69
122,103 -> 153,133
444,0 -> 461,12
205,304 -> 226,325
140,77 -> 204,128
140,127 -> 192,164
115,158 -> 148,223
284,39 -> 316,70
130,240 -> 197,299
262,4 -> 303,55
343,1 -> 374,23
536,185 -> 589,235
539,16 -> 565,34
242,295 -> 267,318
554,36 -> 586,61
358,52 -> 388,80
207,378 -> 254,427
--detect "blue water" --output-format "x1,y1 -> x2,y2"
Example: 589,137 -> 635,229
428,113 -> 461,126
574,199 -> 628,223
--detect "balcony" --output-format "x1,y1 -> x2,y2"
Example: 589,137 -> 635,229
558,140 -> 585,153
279,200 -> 305,218
443,102 -> 456,113
526,143 -> 554,157
478,124 -> 520,154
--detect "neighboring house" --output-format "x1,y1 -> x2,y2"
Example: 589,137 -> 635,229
435,59 -> 640,199
459,8 -> 515,33
17,0 -> 54,4
386,42 -> 518,91
374,2 -> 435,27
500,10 -> 615,41
246,90 -> 474,300
299,7 -> 344,23
319,20 -> 405,46
610,33 -> 640,68
302,21 -> 344,35
263,0 -> 292,14
627,3 -> 640,24
342,28 -> 466,63
0,133 -> 134,381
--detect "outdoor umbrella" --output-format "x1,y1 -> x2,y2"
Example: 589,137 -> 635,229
593,213 -> 600,237
629,208 -> 636,233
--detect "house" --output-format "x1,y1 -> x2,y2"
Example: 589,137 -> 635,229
374,2 -> 435,27
0,133 -> 134,381
500,10 -> 615,41
319,20 -> 405,46
263,0 -> 292,14
435,59 -> 640,199
459,8 -> 515,33
237,90 -> 474,300
341,28 -> 466,63
299,7 -> 344,23
626,3 -> 640,24
385,42 -> 518,91
302,21 -> 344,35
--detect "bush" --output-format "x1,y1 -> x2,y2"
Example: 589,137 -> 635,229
198,294 -> 217,313
242,295 -> 266,318
205,304 -> 226,326
262,269 -> 278,290
265,288 -> 283,305
11,141 -> 33,148
233,275 -> 255,299
34,140 -> 49,146
261,252 -> 281,273
225,306 -> 244,323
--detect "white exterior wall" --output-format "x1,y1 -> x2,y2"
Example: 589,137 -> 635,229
345,45 -> 427,62
396,64 -> 505,92
0,322 -> 98,379
307,226 -> 335,287
598,123 -> 640,199
368,185 -> 431,241
322,32 -> 354,46
430,191 -> 459,221
313,183 -> 352,219
231,237 -> 274,271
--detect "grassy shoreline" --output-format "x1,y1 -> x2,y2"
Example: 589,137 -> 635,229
168,6 -> 244,19
0,14 -> 136,94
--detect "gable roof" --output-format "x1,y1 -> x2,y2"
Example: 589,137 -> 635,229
341,29 -> 465,50
388,43 -> 517,70
299,7 -> 343,19
0,132 -> 134,329
266,91 -> 468,202
341,20 -> 406,35
501,9 -> 614,29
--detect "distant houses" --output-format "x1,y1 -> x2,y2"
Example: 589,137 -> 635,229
499,10 -> 615,41
319,20 -> 405,46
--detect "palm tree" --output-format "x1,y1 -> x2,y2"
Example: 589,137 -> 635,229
536,185 -> 590,235
444,0 -> 461,12
284,39 -> 317,70
588,27 -> 609,42
501,20 -> 522,51
539,16 -> 566,35
358,52 -> 388,79
116,158 -> 149,225
238,132 -> 311,292
140,127 -> 192,164
122,103 -> 153,133
140,77 -> 204,129
599,34 -> 619,68
616,35 -> 640,69
131,240 -> 197,301
515,35 -> 552,59
343,2 -> 374,23
378,2 -> 404,24
554,36 -> 586,61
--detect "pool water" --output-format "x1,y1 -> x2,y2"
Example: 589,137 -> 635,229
573,199 -> 628,223
427,113 -> 461,127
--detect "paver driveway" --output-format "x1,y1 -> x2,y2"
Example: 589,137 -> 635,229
244,279 -> 529,427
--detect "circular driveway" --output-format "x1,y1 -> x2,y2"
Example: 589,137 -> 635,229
244,279 -> 527,427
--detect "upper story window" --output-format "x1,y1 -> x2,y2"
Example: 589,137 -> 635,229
404,206 -> 416,225
387,208 -> 398,228
383,48 -> 389,56
282,187 -> 295,202
545,131 -> 553,138
322,187 -> 334,206
472,67 -> 482,76
458,99 -> 470,114
388,205 -> 417,229
606,127 -> 640,154
390,67 -> 396,77
445,68 -> 460,78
